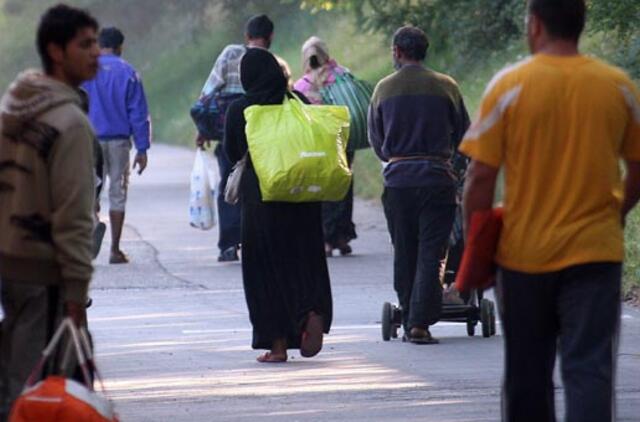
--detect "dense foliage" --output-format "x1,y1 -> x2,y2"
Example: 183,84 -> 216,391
298,0 -> 639,78
306,0 -> 525,74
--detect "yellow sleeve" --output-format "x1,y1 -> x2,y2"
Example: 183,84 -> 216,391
620,79 -> 640,162
458,76 -> 516,168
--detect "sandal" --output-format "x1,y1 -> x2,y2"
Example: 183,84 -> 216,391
109,250 -> 129,264
300,311 -> 323,358
403,327 -> 439,345
256,352 -> 287,363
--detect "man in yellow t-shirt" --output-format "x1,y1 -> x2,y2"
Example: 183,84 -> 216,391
460,0 -> 640,421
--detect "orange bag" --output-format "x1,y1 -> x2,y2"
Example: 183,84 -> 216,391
454,207 -> 503,293
10,318 -> 118,422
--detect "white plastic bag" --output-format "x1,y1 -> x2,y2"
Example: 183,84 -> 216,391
189,149 -> 219,230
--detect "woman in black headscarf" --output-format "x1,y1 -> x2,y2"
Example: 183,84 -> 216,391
224,48 -> 333,363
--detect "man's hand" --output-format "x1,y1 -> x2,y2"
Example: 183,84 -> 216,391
621,161 -> 640,227
64,300 -> 87,327
462,160 -> 500,238
195,133 -> 211,149
132,152 -> 148,175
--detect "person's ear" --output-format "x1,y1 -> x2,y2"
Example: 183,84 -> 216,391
47,43 -> 65,67
529,13 -> 543,40
392,45 -> 401,60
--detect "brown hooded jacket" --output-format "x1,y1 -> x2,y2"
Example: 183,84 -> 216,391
0,70 -> 95,302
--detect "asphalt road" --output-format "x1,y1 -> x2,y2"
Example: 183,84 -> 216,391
87,144 -> 640,421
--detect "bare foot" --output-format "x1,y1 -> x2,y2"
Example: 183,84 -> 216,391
301,311 -> 323,358
256,352 -> 288,363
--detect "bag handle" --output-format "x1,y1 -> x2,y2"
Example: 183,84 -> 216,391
24,318 -> 107,394
76,324 -> 110,396
284,92 -> 312,123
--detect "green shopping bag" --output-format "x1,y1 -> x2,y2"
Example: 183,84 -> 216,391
244,95 -> 352,202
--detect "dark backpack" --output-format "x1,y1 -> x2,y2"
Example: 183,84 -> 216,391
190,93 -> 243,141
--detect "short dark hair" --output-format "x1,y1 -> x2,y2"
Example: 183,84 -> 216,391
528,0 -> 586,42
36,4 -> 99,74
245,14 -> 273,40
99,27 -> 124,49
392,26 -> 429,62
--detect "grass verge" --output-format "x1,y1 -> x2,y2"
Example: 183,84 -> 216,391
624,207 -> 640,303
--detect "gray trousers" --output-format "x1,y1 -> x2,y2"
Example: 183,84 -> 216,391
0,279 -> 67,421
497,262 -> 621,422
100,138 -> 131,212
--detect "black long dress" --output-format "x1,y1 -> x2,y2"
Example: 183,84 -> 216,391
223,48 -> 333,350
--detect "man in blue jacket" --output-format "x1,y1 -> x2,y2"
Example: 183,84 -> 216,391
84,27 -> 151,264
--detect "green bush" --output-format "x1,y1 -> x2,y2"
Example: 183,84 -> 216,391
624,208 -> 640,295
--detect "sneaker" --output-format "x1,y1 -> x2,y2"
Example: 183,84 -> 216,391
325,243 -> 334,258
218,246 -> 239,262
338,244 -> 352,256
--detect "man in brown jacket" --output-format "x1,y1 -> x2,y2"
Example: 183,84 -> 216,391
0,5 -> 100,418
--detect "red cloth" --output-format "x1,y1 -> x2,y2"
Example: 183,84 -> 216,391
455,207 -> 503,293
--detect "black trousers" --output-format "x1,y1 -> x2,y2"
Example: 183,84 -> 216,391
497,262 -> 621,422
214,143 -> 241,252
322,150 -> 356,246
382,186 -> 456,330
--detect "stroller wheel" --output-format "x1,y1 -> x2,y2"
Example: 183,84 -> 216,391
466,318 -> 476,337
391,305 -> 402,338
481,298 -> 494,338
382,302 -> 393,341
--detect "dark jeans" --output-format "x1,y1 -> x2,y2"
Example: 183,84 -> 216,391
382,186 -> 456,330
497,262 -> 621,422
322,150 -> 356,246
215,143 -> 241,252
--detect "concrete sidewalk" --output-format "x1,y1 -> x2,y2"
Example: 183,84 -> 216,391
82,144 -> 640,421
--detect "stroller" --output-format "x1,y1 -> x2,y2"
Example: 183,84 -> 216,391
380,154 -> 497,341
